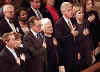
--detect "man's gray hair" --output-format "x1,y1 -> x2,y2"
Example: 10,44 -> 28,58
2,4 -> 14,13
60,2 -> 72,14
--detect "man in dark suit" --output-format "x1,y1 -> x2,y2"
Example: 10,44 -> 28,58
23,16 -> 46,72
0,4 -> 19,36
0,32 -> 23,72
28,0 -> 43,19
54,2 -> 80,72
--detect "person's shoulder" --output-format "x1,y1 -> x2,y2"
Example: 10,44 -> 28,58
23,31 -> 32,39
0,47 -> 7,57
55,17 -> 64,24
0,17 -> 6,23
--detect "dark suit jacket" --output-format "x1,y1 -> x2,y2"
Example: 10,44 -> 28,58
0,18 -> 19,36
28,8 -> 43,18
54,17 -> 79,65
0,47 -> 22,72
0,39 -> 5,52
23,31 -> 46,72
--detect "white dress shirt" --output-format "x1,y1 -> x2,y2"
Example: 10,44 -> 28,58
31,7 -> 43,19
31,29 -> 38,38
5,17 -> 16,32
63,16 -> 74,30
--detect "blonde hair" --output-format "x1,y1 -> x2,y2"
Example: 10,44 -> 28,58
73,5 -> 83,16
60,2 -> 72,14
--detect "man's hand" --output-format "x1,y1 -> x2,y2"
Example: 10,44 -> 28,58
59,66 -> 65,72
16,57 -> 20,65
20,53 -> 25,62
78,52 -> 81,61
71,30 -> 79,37
43,40 -> 47,48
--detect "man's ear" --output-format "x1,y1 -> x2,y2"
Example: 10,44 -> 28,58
5,41 -> 8,45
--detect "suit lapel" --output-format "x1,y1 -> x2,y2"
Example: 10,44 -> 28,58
29,31 -> 43,45
3,19 -> 12,31
61,17 -> 71,32
4,47 -> 17,63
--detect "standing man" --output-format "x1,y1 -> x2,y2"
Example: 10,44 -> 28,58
0,4 -> 19,36
0,32 -> 23,72
28,0 -> 43,19
54,2 -> 80,72
23,16 -> 46,72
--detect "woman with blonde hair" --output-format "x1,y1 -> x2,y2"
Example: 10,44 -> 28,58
73,4 -> 94,70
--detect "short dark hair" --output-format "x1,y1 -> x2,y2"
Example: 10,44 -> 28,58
16,7 -> 28,16
28,16 -> 40,27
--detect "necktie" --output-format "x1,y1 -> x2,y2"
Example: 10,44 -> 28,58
67,20 -> 73,30
9,19 -> 16,32
9,19 -> 14,24
36,10 -> 43,19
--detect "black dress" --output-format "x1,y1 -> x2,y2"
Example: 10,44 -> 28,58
84,10 -> 100,48
76,20 -> 94,70
45,36 -> 58,72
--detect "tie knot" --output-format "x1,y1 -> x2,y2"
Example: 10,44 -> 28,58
9,19 -> 14,24
37,33 -> 40,38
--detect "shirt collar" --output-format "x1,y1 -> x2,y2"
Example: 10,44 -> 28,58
31,7 -> 38,12
63,15 -> 71,23
6,45 -> 18,58
5,17 -> 10,23
31,29 -> 38,37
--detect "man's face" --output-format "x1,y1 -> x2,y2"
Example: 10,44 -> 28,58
30,0 -> 41,9
32,20 -> 42,33
64,6 -> 73,19
6,35 -> 16,48
15,38 -> 22,48
5,7 -> 15,19
19,10 -> 28,22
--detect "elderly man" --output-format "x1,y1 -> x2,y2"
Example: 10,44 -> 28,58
0,4 -> 19,36
54,2 -> 80,72
23,16 -> 46,72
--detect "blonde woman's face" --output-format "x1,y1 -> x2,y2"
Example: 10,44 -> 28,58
75,9 -> 84,20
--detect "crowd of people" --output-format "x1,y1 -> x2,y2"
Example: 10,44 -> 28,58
0,0 -> 100,72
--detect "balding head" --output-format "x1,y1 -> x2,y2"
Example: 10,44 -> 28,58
3,4 -> 15,19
